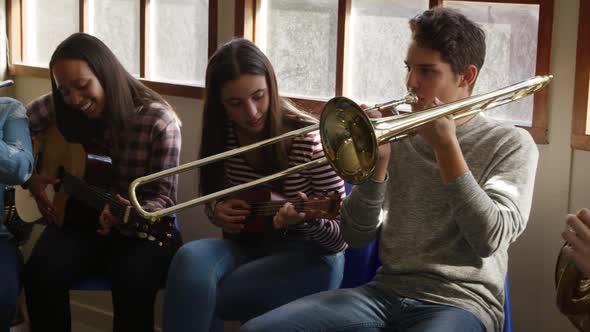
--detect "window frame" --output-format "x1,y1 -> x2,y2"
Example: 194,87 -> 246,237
571,0 -> 590,150
6,0 -> 218,99
236,0 -> 554,144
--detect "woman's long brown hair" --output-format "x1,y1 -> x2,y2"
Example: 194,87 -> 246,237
200,38 -> 316,196
48,32 -> 176,148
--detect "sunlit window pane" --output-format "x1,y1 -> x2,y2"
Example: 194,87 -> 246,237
150,0 -> 209,86
88,0 -> 140,76
445,1 -> 539,127
23,0 -> 78,66
348,0 -> 428,105
260,0 -> 338,99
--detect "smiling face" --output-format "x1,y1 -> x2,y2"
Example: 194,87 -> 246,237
404,42 -> 473,112
221,74 -> 270,136
52,59 -> 106,119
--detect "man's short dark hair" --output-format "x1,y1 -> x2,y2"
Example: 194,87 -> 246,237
410,7 -> 486,78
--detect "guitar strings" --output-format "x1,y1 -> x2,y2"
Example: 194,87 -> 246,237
64,174 -> 170,243
81,180 -> 126,216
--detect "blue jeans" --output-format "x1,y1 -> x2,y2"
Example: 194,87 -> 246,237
0,238 -> 21,332
240,283 -> 485,332
163,238 -> 345,332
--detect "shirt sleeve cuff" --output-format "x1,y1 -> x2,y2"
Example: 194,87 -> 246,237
353,172 -> 388,202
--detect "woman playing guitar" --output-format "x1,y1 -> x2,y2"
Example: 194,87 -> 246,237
22,33 -> 182,332
162,39 -> 348,332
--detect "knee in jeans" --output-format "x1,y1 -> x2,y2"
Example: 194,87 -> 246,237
168,244 -> 216,286
0,299 -> 17,322
173,240 -> 217,266
24,259 -> 60,286
240,315 -> 298,332
239,320 -> 271,332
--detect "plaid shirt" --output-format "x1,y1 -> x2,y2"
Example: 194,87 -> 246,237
26,93 -> 181,210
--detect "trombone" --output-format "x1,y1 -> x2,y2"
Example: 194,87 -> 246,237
129,75 -> 552,221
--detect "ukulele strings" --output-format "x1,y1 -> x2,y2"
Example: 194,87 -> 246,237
248,198 -> 334,216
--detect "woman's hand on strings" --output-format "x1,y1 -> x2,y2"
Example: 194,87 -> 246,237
273,192 -> 307,229
97,194 -> 129,236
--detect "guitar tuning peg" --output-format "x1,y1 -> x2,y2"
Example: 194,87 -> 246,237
148,235 -> 156,241
166,233 -> 172,238
157,242 -> 163,247
138,232 -> 148,239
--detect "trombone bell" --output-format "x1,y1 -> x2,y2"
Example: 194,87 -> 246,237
320,97 -> 379,184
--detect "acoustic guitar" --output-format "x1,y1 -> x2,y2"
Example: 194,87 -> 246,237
14,125 -> 175,246
221,188 -> 341,242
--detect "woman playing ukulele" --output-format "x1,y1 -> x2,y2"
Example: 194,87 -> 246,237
163,39 -> 347,332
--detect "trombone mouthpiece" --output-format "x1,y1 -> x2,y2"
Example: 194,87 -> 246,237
404,93 -> 418,105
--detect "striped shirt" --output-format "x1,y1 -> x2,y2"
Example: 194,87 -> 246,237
225,122 -> 348,253
26,93 -> 181,210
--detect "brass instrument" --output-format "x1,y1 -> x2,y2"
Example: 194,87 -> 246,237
129,75 -> 552,221
556,243 -> 590,331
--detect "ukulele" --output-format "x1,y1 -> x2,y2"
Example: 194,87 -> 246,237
221,188 -> 341,242
14,125 -> 175,245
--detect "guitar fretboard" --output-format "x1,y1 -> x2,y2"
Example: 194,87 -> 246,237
61,172 -> 128,219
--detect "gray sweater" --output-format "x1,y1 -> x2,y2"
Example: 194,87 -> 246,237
341,114 -> 538,332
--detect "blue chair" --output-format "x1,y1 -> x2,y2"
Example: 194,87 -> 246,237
340,183 -> 513,331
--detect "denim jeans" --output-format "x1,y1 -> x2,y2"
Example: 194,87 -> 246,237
240,283 -> 485,332
162,238 -> 345,332
24,220 -> 180,332
0,238 -> 21,332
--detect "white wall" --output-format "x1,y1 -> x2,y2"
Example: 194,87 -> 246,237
6,0 -> 590,331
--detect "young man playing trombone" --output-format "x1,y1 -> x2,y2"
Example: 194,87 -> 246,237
241,7 -> 539,332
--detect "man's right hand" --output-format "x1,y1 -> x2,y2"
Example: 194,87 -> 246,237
212,198 -> 251,234
26,174 -> 59,225
362,104 -> 390,182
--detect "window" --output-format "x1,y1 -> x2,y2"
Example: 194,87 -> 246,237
87,0 -> 140,76
22,0 -> 79,67
237,0 -> 554,143
445,1 -> 539,127
7,0 -> 218,98
258,0 -> 339,100
150,0 -> 210,86
572,0 -> 590,150
348,0 -> 428,105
